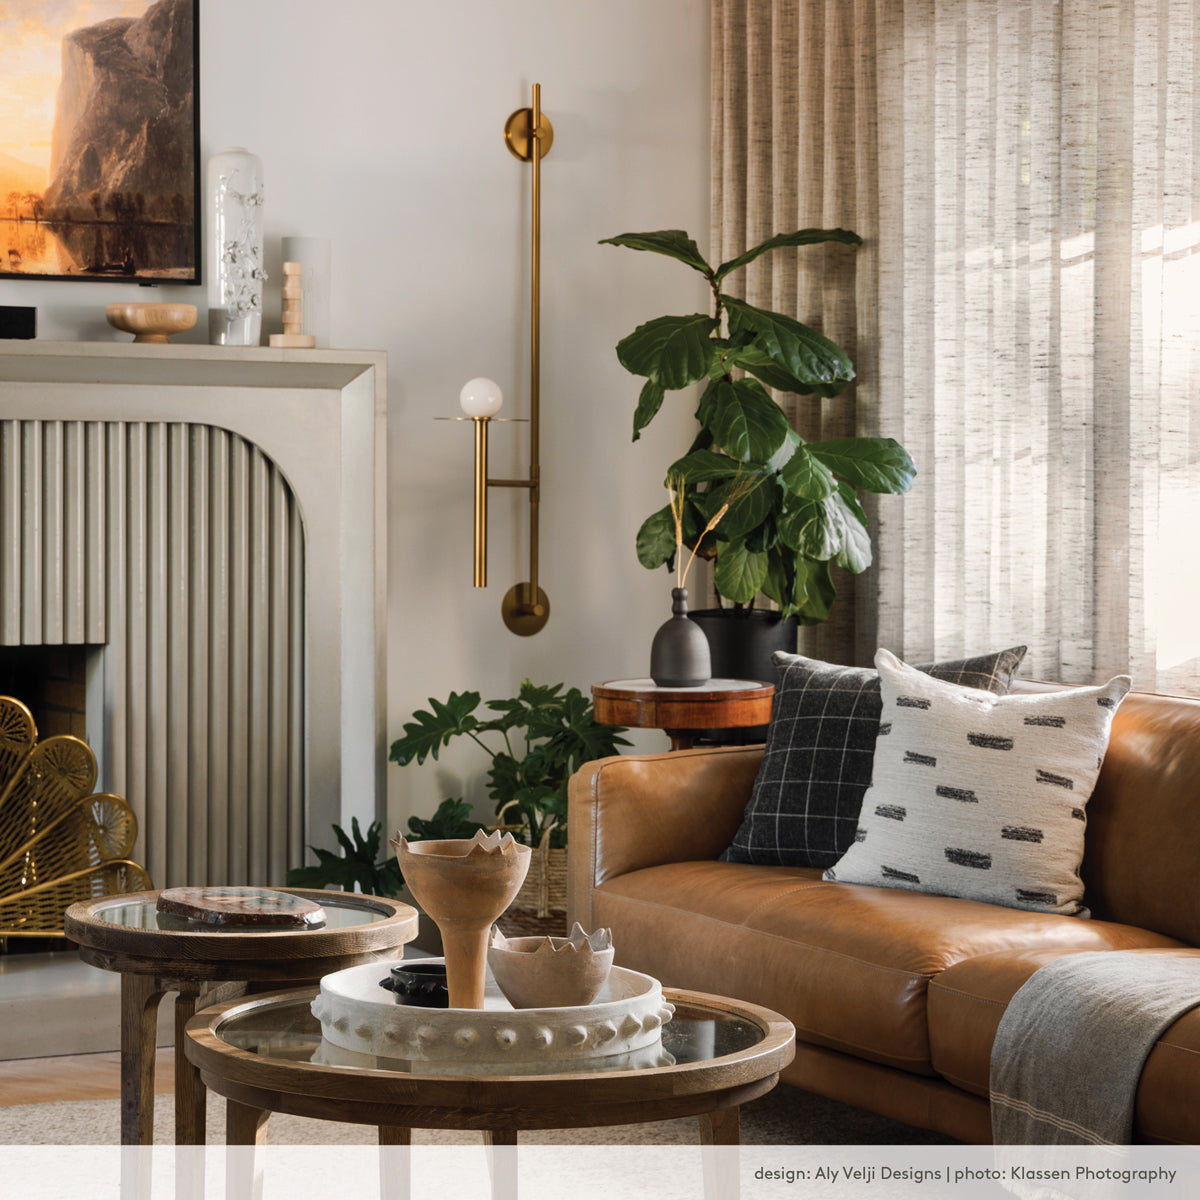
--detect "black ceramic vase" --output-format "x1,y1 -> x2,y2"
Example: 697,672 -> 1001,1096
649,587 -> 712,687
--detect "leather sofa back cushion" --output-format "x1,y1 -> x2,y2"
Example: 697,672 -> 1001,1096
1070,687 -> 1200,944
720,645 -> 1027,869
825,651 -> 1130,915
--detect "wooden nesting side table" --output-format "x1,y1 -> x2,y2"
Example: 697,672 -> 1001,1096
64,888 -> 417,1146
592,679 -> 775,750
185,985 -> 796,1198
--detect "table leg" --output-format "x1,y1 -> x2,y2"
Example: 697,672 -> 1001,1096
120,973 -> 167,1146
664,729 -> 696,751
174,1145 -> 205,1200
173,985 -> 207,1145
699,1106 -> 740,1200
226,1099 -> 269,1200
378,1127 -> 412,1200
119,1145 -> 152,1200
484,1130 -> 518,1200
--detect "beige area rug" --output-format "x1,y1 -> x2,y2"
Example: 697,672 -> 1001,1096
1,1083 -> 947,1146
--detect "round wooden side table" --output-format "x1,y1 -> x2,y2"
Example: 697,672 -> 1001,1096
64,888 -> 418,1147
592,678 -> 775,750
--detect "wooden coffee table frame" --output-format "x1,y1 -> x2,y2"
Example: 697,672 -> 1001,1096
184,985 -> 795,1147
64,888 -> 418,1147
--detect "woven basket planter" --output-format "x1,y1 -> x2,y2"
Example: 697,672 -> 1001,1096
495,834 -> 567,938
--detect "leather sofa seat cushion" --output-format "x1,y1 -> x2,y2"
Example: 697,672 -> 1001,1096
927,946 -> 1196,1142
594,861 -> 1182,1075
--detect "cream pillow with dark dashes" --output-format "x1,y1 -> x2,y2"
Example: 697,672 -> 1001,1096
823,649 -> 1131,916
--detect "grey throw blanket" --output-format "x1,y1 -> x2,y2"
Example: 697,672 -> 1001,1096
990,949 -> 1200,1144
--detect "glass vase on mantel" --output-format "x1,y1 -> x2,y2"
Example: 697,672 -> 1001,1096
206,148 -> 266,346
649,587 -> 712,688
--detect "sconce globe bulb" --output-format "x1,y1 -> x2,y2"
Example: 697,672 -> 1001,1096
459,377 -> 503,418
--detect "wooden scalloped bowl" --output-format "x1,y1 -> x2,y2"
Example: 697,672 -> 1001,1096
106,302 -> 197,343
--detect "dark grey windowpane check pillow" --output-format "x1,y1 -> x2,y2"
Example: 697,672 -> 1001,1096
720,644 -> 1028,869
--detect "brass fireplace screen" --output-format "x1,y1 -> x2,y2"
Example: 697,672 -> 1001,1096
0,696 -> 150,941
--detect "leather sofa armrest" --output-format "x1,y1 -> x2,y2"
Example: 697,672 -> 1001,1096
567,744 -> 763,930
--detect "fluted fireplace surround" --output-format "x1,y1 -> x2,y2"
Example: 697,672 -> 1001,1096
0,342 -> 387,891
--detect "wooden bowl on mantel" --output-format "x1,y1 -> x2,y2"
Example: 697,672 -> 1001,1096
106,301 -> 197,343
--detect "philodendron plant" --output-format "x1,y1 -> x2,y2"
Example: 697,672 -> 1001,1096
601,228 -> 916,624
388,681 -> 629,850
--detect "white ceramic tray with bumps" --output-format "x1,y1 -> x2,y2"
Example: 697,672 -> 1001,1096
312,957 -> 675,1065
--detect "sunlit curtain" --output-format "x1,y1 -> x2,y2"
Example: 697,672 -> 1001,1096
712,0 -> 1200,694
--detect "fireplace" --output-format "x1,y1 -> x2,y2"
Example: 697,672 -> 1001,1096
0,644 -> 91,740
0,343 -> 388,891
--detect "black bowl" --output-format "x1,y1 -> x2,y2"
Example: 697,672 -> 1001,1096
379,961 -> 450,1007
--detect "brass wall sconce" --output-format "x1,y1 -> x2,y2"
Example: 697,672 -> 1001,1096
451,84 -> 553,637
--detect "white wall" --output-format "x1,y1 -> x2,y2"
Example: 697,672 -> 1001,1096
0,0 -> 711,840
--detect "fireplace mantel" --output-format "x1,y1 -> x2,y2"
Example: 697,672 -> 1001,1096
0,341 -> 387,884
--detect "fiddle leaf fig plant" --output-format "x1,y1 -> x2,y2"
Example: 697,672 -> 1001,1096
601,227 -> 916,623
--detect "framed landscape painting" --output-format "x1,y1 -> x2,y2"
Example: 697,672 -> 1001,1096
0,0 -> 199,283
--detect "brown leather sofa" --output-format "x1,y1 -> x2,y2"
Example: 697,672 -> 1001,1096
567,681 -> 1200,1143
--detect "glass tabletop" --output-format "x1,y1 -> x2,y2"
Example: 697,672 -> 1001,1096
212,995 -> 766,1079
94,892 -> 395,934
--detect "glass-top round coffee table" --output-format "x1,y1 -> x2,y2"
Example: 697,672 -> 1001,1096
185,984 -> 795,1156
64,889 -> 418,1147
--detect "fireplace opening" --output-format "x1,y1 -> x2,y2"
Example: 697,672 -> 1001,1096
0,644 -> 102,956
0,645 -> 93,742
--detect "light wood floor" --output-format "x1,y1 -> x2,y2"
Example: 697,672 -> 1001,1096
0,1048 -> 175,1107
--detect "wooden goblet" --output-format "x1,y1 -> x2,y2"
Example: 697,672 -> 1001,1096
393,830 -> 531,1008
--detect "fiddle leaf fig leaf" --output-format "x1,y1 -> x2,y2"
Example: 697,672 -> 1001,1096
695,378 -> 721,428
713,540 -> 769,603
709,378 -> 790,463
616,314 -> 721,390
714,227 -> 863,283
836,479 -> 869,527
793,558 -> 837,624
779,442 -> 837,500
724,296 -> 855,397
706,472 -> 773,541
807,437 -> 917,494
636,505 -> 678,570
729,343 -> 817,396
766,427 -> 802,474
599,229 -> 713,275
778,499 -> 836,559
665,448 -> 741,484
825,488 -> 873,573
631,379 -> 665,441
761,549 -> 793,608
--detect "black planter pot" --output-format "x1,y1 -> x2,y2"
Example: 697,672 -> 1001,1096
687,608 -> 797,744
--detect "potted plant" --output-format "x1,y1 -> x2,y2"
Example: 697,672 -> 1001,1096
600,228 -> 916,678
286,817 -> 404,896
285,803 -> 491,952
388,680 -> 629,933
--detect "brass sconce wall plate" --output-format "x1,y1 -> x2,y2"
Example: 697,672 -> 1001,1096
503,107 -> 554,162
502,583 -> 551,637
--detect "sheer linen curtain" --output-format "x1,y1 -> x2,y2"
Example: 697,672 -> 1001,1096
713,0 -> 1200,694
